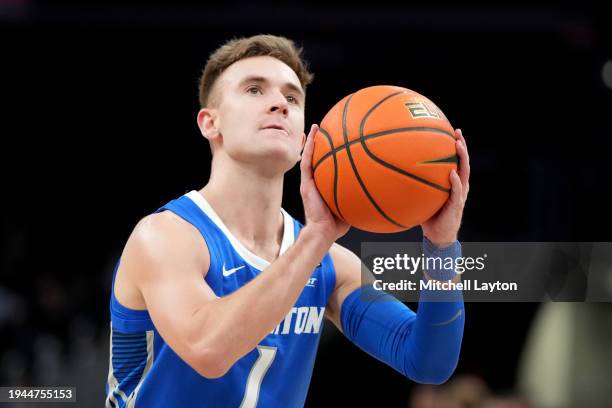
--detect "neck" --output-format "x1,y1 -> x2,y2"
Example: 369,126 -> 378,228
200,155 -> 285,262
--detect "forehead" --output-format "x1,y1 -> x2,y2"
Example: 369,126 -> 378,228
218,56 -> 302,91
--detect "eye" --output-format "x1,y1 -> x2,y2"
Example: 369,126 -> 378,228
286,95 -> 298,104
247,86 -> 263,95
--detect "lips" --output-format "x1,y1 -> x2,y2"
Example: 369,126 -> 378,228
261,124 -> 289,135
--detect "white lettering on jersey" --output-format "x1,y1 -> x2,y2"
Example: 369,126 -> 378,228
270,307 -> 325,335
306,278 -> 317,288
294,308 -> 308,334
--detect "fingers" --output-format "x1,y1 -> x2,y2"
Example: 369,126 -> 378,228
456,128 -> 467,149
455,128 -> 470,195
300,124 -> 318,183
449,169 -> 463,207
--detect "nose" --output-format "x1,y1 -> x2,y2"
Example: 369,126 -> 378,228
268,92 -> 289,116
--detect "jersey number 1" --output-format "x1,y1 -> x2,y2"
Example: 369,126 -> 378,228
239,346 -> 277,408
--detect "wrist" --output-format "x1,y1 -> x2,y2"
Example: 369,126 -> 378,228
423,233 -> 458,249
422,237 -> 462,281
299,225 -> 336,251
423,236 -> 461,256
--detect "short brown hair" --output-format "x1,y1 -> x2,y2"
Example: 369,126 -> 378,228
198,34 -> 314,108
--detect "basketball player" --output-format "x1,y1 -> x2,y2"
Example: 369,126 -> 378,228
106,35 -> 470,407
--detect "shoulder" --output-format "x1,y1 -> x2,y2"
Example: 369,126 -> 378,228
138,211 -> 204,247
114,208 -> 213,310
123,211 -> 211,280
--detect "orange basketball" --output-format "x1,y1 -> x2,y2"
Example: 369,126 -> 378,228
312,85 -> 457,233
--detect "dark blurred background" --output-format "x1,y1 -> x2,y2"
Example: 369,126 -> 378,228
1,1 -> 611,407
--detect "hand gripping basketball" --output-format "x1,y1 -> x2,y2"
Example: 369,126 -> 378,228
421,128 -> 470,246
300,124 -> 350,242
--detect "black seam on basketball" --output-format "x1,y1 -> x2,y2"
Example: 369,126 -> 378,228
316,126 -> 344,220
359,93 -> 452,193
418,155 -> 459,165
364,90 -> 406,120
342,93 -> 407,229
312,127 -> 455,172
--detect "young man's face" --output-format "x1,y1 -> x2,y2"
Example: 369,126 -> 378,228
208,56 -> 306,173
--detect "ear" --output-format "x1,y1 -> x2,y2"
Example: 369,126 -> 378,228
197,108 -> 221,142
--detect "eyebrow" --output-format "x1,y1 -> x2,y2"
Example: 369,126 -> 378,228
238,75 -> 305,99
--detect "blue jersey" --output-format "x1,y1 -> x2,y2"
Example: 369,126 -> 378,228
106,190 -> 336,407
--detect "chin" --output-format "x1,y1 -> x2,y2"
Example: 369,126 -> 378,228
265,147 -> 299,167
255,143 -> 300,172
